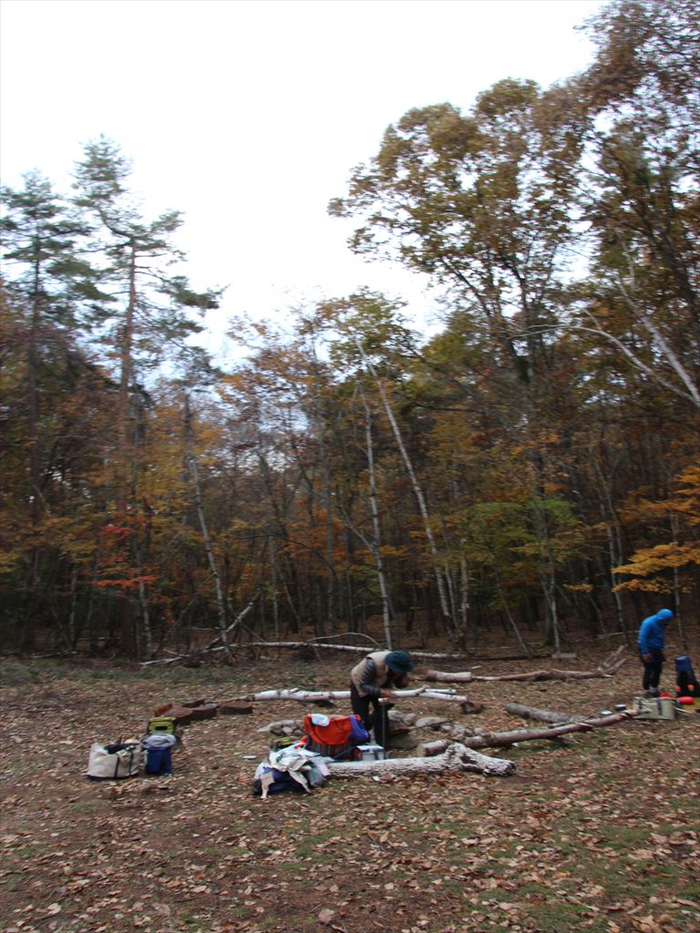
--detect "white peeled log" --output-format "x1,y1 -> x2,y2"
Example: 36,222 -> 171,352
243,687 -> 468,704
424,647 -> 627,685
327,742 -> 515,778
424,671 -> 475,683
418,710 -> 640,756
505,703 -> 585,725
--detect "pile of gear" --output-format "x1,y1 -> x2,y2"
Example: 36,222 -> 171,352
253,712 -> 387,798
86,717 -> 177,781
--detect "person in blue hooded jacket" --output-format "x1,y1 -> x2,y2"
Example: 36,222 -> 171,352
637,608 -> 674,696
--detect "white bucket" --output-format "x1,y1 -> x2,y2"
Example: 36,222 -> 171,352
633,697 -> 677,721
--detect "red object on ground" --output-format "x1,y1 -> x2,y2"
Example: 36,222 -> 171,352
678,696 -> 695,705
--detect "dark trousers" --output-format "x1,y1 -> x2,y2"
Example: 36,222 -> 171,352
640,648 -> 665,690
350,683 -> 388,748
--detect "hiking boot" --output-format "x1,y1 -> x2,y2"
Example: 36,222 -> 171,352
645,688 -> 660,698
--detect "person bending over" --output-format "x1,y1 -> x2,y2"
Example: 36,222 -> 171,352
350,650 -> 414,748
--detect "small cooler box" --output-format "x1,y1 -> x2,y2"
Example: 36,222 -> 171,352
147,716 -> 176,734
356,744 -> 387,761
633,696 -> 677,720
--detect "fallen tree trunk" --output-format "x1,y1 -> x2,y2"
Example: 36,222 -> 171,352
505,703 -> 585,725
141,597 -> 259,666
243,687 -> 469,705
328,743 -> 515,778
142,638 -> 469,667
424,647 -> 627,684
418,710 -> 639,755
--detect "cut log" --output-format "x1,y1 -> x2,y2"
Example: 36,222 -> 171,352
328,743 -> 515,778
505,703 -> 585,725
186,703 -> 218,721
419,710 -> 640,755
167,706 -> 197,727
219,701 -> 254,715
425,670 -> 474,683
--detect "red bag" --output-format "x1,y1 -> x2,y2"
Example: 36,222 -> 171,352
302,714 -> 369,759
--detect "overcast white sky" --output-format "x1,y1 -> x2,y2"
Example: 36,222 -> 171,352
1,0 -> 605,358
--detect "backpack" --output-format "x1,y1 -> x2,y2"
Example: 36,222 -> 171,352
142,733 -> 176,775
301,713 -> 369,760
675,656 -> 700,699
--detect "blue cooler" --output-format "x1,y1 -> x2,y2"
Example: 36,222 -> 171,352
142,733 -> 176,774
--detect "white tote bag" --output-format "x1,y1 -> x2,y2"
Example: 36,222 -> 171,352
87,742 -> 141,780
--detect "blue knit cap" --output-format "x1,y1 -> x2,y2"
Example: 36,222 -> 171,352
385,650 -> 414,674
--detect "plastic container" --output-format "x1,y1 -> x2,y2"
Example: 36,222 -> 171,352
634,696 -> 677,720
147,716 -> 176,734
356,744 -> 387,761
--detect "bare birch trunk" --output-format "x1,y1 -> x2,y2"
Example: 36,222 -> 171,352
184,395 -> 230,656
137,576 -> 153,659
354,337 -> 452,626
360,387 -> 394,648
669,514 -> 686,650
590,449 -> 627,640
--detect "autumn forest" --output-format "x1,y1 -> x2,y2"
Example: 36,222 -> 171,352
1,0 -> 698,660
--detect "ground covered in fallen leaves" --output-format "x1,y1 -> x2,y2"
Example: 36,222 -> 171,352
1,642 -> 699,933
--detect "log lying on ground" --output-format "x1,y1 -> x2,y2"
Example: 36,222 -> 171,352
505,703 -> 586,725
418,709 -> 639,756
328,742 -> 515,778
142,637 -> 469,667
141,598 -> 259,666
424,647 -> 626,684
231,641 -> 469,660
243,687 -> 469,705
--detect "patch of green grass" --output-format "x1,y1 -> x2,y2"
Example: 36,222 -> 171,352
201,845 -> 224,858
0,873 -> 24,892
4,842 -> 44,861
523,900 -> 606,933
0,761 -> 34,777
67,798 -> 102,814
294,841 -> 334,861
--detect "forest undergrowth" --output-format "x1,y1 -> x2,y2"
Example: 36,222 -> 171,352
1,644 -> 699,933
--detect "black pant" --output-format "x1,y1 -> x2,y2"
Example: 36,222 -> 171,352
640,648 -> 665,690
350,683 -> 388,748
